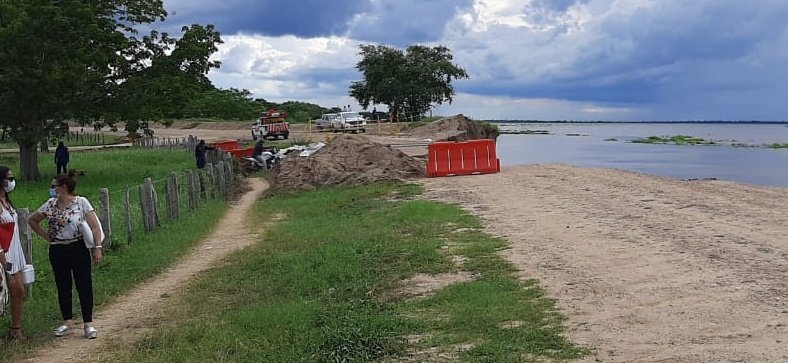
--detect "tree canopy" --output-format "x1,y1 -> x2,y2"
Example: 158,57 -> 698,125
0,0 -> 221,180
349,44 -> 468,120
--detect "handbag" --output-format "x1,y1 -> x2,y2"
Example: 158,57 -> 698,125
78,197 -> 104,249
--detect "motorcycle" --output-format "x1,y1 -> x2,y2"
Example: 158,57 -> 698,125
241,147 -> 280,173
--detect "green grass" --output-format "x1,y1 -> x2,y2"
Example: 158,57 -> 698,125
632,135 -> 716,145
102,184 -> 587,362
0,148 -> 231,362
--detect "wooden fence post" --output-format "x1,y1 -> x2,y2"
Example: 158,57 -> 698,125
140,178 -> 159,231
215,161 -> 226,199
187,170 -> 197,211
171,172 -> 180,219
197,169 -> 207,201
205,164 -> 215,200
99,188 -> 112,249
124,183 -> 133,245
164,177 -> 174,221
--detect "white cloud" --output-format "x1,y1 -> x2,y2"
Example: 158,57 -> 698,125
180,0 -> 788,120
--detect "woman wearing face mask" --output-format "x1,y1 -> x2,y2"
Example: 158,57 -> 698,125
0,166 -> 27,340
28,171 -> 103,339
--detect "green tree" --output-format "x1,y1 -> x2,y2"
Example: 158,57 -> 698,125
114,24 -> 223,130
350,44 -> 468,121
0,0 -> 220,180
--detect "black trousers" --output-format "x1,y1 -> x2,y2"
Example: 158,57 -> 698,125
56,162 -> 68,175
49,241 -> 93,323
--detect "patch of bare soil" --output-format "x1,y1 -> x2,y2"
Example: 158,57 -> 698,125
397,272 -> 475,299
270,134 -> 425,191
404,114 -> 497,141
24,178 -> 269,363
420,164 -> 788,363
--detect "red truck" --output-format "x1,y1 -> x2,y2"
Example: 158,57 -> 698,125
251,109 -> 290,140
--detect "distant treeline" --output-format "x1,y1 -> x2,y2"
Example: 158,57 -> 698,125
174,88 -> 337,124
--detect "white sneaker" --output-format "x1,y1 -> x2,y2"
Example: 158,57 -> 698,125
54,325 -> 70,337
84,326 -> 98,339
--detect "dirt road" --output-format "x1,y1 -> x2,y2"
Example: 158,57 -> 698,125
24,178 -> 269,363
420,164 -> 788,363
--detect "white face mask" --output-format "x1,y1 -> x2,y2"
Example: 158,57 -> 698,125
4,179 -> 15,193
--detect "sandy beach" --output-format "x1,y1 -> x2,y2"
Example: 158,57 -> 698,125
420,164 -> 788,363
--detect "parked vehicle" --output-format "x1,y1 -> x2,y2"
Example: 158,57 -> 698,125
316,112 -> 366,133
241,147 -> 280,172
252,109 -> 290,140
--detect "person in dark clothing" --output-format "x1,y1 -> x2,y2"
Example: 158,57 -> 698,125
252,139 -> 264,158
194,140 -> 215,169
55,142 -> 69,175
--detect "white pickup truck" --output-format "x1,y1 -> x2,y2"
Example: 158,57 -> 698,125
316,112 -> 367,133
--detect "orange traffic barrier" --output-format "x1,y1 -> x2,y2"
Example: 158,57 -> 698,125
227,147 -> 255,158
427,139 -> 500,177
209,140 -> 238,152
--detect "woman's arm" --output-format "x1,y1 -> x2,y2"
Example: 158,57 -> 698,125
27,212 -> 50,242
86,210 -> 104,264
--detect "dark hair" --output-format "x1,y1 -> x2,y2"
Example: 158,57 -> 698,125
54,171 -> 77,194
0,165 -> 14,207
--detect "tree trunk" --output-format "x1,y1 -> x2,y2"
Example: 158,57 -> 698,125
19,142 -> 42,181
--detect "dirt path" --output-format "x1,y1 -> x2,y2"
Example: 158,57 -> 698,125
24,177 -> 269,363
420,165 -> 788,363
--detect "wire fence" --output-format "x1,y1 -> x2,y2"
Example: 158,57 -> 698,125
16,149 -> 239,267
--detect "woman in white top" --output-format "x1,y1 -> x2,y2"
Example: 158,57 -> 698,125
28,172 -> 103,339
0,166 -> 27,340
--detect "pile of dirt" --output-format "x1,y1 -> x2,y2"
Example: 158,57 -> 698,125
405,114 -> 498,141
271,134 -> 426,191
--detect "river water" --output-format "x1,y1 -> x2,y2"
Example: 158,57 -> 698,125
495,122 -> 788,187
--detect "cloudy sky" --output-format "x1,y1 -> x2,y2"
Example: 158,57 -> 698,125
160,0 -> 788,121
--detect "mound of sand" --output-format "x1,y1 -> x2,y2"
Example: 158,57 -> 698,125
271,134 -> 426,191
405,114 -> 498,141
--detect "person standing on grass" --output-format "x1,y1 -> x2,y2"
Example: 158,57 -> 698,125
0,166 -> 27,340
55,141 -> 69,175
195,140 -> 215,169
28,172 -> 103,339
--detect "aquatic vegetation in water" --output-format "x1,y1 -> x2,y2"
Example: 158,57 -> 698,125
500,129 -> 550,135
766,143 -> 788,149
632,135 -> 716,145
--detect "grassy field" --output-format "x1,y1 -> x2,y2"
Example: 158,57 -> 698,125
100,184 -> 587,362
0,148 -> 229,362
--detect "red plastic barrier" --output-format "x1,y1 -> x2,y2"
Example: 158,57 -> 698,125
227,147 -> 255,158
209,140 -> 238,152
427,139 -> 500,177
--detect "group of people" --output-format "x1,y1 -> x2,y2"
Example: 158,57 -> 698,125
1,164 -> 103,341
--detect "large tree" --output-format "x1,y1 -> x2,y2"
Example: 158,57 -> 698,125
0,0 -> 220,180
350,44 -> 468,120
